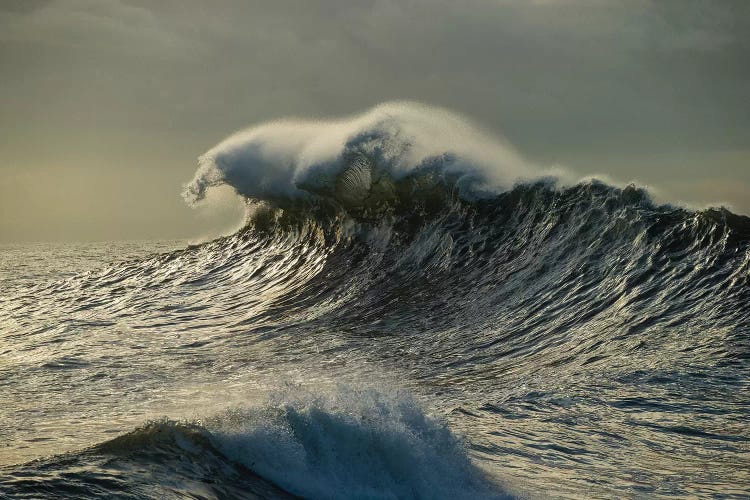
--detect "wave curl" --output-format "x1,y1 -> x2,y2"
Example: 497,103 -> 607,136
183,101 -> 566,213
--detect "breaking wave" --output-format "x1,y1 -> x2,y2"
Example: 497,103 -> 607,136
1,387 -> 508,500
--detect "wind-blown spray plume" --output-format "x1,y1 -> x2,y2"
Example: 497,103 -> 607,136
183,101 -> 566,210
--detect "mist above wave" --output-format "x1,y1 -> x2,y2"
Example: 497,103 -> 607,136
183,101 -> 567,210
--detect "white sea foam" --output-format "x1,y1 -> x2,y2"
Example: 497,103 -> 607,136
183,101 -> 568,207
203,385 -> 511,500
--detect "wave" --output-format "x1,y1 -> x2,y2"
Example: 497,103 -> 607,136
27,155 -> 750,379
184,174 -> 748,384
15,113 -> 750,396
203,386 -> 507,499
0,387 -> 509,499
178,101 -> 749,358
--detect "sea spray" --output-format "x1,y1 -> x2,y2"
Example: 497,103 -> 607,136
202,385 -> 510,500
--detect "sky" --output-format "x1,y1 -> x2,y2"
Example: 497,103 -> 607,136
1,0 -> 748,242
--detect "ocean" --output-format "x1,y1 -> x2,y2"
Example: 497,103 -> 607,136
1,103 -> 748,499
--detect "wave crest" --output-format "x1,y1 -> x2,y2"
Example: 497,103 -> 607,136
183,101 -> 563,212
203,386 -> 508,499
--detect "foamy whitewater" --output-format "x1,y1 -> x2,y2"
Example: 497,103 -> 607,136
1,102 -> 748,499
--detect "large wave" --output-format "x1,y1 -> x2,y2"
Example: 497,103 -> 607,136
176,102 -> 749,373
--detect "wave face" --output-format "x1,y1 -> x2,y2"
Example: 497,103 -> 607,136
1,103 -> 749,498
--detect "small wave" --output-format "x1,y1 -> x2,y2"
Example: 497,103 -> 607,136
201,385 -> 509,499
1,420 -> 296,499
0,387 -> 511,499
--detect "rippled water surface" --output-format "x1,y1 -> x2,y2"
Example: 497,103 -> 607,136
1,178 -> 749,499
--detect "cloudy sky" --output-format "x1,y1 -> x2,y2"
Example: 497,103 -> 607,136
1,0 -> 748,242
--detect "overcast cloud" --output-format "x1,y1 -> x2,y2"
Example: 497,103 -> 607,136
1,0 -> 748,241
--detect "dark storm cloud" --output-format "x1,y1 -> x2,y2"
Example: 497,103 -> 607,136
1,0 -> 748,241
